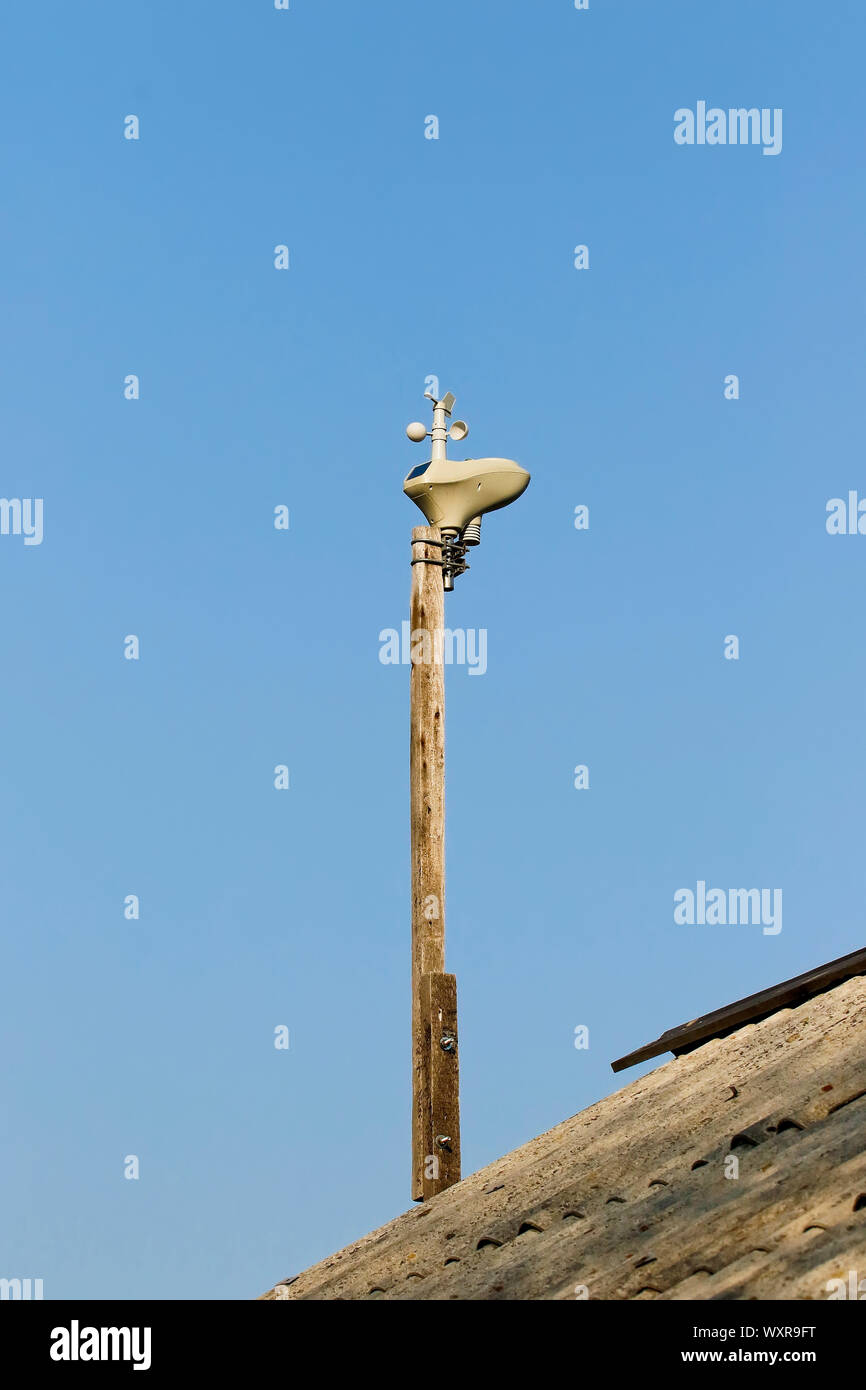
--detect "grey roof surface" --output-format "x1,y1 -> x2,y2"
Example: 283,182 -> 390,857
260,974 -> 866,1300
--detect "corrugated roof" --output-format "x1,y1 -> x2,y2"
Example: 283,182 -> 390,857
260,975 -> 866,1300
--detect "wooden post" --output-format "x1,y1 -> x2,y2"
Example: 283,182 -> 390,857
410,525 -> 460,1200
420,971 -> 461,1198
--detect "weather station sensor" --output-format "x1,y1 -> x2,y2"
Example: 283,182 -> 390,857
402,386 -> 530,1202
403,389 -> 530,589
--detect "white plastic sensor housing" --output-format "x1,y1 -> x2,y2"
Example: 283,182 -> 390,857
403,454 -> 530,533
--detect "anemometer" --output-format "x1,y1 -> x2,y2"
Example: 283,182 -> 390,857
403,390 -> 530,589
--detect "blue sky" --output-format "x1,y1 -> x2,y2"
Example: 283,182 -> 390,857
1,0 -> 864,1299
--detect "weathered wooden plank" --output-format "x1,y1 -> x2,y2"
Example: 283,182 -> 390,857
410,526 -> 446,1200
611,945 -> 866,1072
420,972 -> 461,1199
